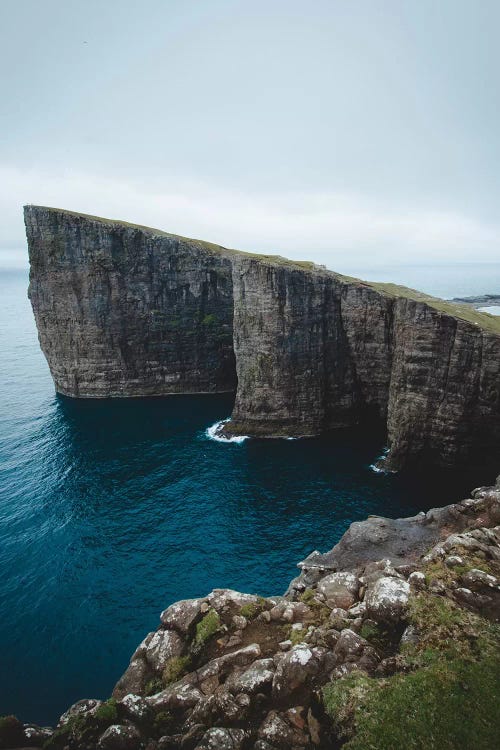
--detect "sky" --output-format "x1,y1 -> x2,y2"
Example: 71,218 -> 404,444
1,0 -> 499,272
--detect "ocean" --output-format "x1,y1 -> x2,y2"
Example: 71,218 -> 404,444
0,263 -> 499,725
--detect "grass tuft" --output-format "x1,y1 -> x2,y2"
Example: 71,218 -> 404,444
194,609 -> 221,647
162,655 -> 191,685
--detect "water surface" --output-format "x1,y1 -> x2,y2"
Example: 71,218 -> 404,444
0,269 -> 497,725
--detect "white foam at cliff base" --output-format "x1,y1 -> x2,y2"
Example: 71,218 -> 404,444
206,419 -> 248,444
369,447 -> 396,474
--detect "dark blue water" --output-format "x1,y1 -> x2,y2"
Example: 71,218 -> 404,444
0,270 -> 494,726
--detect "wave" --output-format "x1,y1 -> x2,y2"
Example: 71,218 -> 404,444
205,418 -> 248,444
369,447 -> 394,474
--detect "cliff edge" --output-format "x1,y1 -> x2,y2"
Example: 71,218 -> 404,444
24,206 -> 500,471
2,479 -> 499,749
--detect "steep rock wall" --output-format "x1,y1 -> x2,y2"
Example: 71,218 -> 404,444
25,206 -> 237,396
25,206 -> 500,471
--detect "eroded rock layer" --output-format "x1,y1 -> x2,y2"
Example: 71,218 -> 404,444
25,206 -> 237,397
25,206 -> 500,470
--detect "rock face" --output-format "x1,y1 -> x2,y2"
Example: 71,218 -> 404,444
6,480 -> 499,749
25,205 -> 500,471
25,206 -> 236,397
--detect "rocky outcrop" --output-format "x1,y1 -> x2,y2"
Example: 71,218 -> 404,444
25,206 -> 500,470
25,206 -> 237,397
4,480 -> 499,749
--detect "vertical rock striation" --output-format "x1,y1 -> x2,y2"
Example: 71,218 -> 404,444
25,205 -> 500,471
25,206 -> 237,397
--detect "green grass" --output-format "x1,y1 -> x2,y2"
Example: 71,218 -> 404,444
145,677 -> 163,696
162,655 -> 191,685
406,591 -> 499,659
363,280 -> 500,334
239,596 -> 268,620
288,625 -> 307,646
194,609 -> 221,647
323,573 -> 500,750
94,698 -> 118,723
323,654 -> 500,750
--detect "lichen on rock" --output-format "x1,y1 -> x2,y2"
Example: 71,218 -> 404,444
5,480 -> 497,749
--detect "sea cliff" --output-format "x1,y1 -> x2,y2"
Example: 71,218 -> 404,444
2,478 -> 499,749
25,205 -> 500,471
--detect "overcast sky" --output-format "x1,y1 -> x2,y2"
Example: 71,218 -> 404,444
1,0 -> 499,271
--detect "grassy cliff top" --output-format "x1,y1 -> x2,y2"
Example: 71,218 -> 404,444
25,205 -> 500,335
363,280 -> 500,334
25,205 -> 317,272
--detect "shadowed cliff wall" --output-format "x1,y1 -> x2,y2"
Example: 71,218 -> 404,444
25,206 -> 500,471
25,206 -> 237,397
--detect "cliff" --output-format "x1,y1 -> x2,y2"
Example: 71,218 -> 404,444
3,479 -> 499,749
25,205 -> 500,471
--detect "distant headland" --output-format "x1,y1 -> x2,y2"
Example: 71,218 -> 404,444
24,205 -> 500,472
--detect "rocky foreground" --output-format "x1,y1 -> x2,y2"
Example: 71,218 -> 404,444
2,480 -> 500,750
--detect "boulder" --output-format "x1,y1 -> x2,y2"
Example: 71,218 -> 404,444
258,711 -> 296,747
269,601 -> 310,623
365,576 -> 410,623
113,657 -> 150,700
333,628 -> 379,673
119,694 -> 151,722
272,645 -> 328,700
160,598 -> 205,634
226,658 -> 275,694
195,727 -> 250,749
22,724 -> 53,745
145,629 -> 184,673
147,683 -> 203,712
408,571 -> 426,590
58,698 -> 103,725
98,724 -> 141,750
461,568 -> 499,590
207,589 -> 260,613
316,572 -> 360,609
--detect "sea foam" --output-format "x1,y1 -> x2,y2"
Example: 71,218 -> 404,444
206,418 -> 248,444
369,447 -> 394,474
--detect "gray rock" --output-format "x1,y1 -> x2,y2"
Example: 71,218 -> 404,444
226,658 -> 275,694
58,698 -> 103,726
98,724 -> 141,750
160,598 -> 205,635
462,568 -> 499,589
144,629 -> 184,673
316,571 -> 360,609
258,711 -> 296,747
292,492 -> 500,585
333,629 -> 379,672
365,576 -> 410,624
400,624 -> 419,646
119,694 -> 151,722
207,589 -> 260,613
113,656 -> 150,700
23,724 -> 53,745
272,645 -> 327,700
195,727 -> 250,750
444,555 -> 464,567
